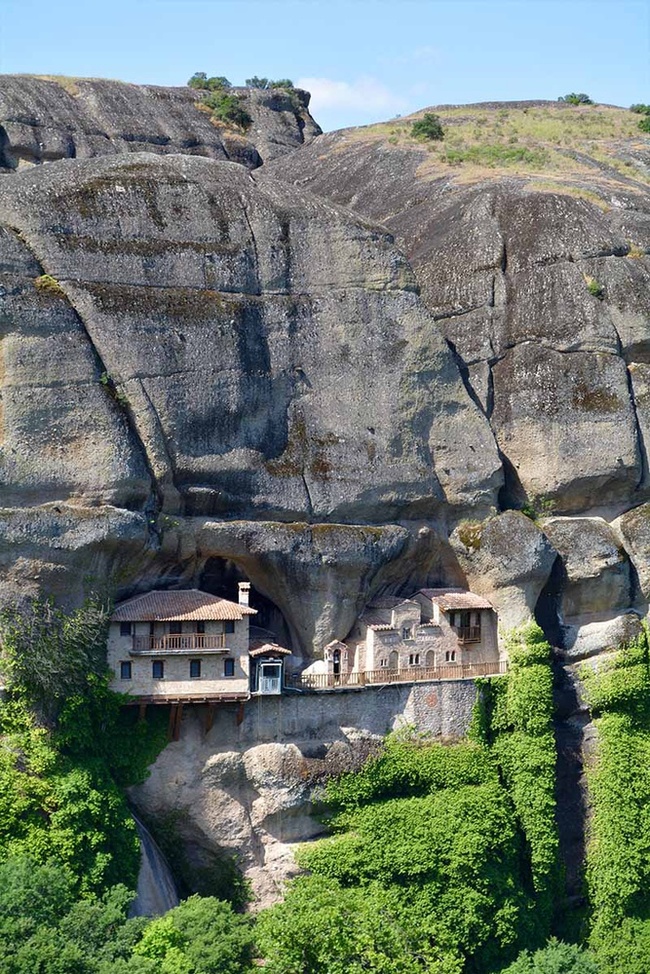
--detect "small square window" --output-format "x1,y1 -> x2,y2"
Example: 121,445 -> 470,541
152,660 -> 164,679
409,653 -> 420,666
224,620 -> 235,634
120,661 -> 132,680
169,621 -> 183,635
120,622 -> 132,637
224,658 -> 235,677
196,620 -> 206,634
445,650 -> 456,663
189,659 -> 201,678
401,626 -> 411,640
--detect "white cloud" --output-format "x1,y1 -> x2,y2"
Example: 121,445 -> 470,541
296,75 -> 407,115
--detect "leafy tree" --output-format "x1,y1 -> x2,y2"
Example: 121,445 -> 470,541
257,874 -> 463,974
187,72 -> 231,90
630,104 -> 650,114
245,76 -> 269,89
638,116 -> 650,133
245,77 -> 295,90
499,939 -> 600,973
411,112 -> 444,141
558,93 -> 593,105
135,896 -> 254,974
0,595 -> 110,713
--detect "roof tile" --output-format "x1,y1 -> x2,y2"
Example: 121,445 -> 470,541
112,589 -> 257,622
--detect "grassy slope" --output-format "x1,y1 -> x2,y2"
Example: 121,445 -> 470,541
335,100 -> 650,203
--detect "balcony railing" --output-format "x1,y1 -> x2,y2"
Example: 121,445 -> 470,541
285,659 -> 507,691
454,625 -> 482,643
131,634 -> 227,654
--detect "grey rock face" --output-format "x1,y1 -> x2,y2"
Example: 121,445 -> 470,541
0,153 -> 500,527
268,135 -> 650,518
0,76 -> 320,171
450,510 -> 557,629
0,149 -> 503,654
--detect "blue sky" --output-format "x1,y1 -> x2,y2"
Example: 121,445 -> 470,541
0,0 -> 648,130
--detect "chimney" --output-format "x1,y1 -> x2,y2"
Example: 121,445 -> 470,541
238,581 -> 251,607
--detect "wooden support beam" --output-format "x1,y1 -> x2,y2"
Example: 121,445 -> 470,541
172,703 -> 184,741
203,704 -> 215,737
167,704 -> 177,741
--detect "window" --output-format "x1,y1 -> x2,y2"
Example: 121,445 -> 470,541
120,661 -> 132,680
152,660 -> 164,679
445,650 -> 456,663
224,658 -> 235,677
120,622 -> 132,637
169,621 -> 183,635
196,620 -> 205,634
189,659 -> 201,678
401,626 -> 411,640
149,621 -> 155,635
409,653 -> 420,666
224,620 -> 235,634
379,658 -> 388,668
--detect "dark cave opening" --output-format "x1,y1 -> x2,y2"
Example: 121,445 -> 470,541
199,556 -> 293,650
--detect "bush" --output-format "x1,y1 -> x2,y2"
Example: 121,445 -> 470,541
558,93 -> 593,105
630,104 -> 650,114
203,91 -> 252,130
498,938 -> 600,973
638,116 -> 650,133
187,72 -> 231,90
411,112 -> 444,141
245,76 -> 294,90
584,276 -> 605,299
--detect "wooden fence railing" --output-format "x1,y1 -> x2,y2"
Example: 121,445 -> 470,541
132,634 -> 227,653
285,659 -> 508,691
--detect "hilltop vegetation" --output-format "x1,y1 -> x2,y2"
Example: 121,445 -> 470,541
339,100 -> 649,197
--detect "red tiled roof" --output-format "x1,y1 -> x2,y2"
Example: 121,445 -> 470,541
418,589 -> 494,610
112,589 -> 257,622
249,643 -> 292,658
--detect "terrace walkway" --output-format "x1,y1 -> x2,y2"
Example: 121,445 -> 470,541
285,659 -> 508,692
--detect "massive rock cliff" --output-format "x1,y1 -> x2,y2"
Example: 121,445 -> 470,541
1,84 -> 649,660
0,75 -> 320,171
2,79 -> 650,908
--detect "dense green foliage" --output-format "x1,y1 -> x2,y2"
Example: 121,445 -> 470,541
202,91 -> 252,129
245,76 -> 295,89
472,623 -> 562,932
580,628 -> 650,970
0,595 -> 110,714
0,857 -> 253,974
630,104 -> 650,114
187,72 -> 232,90
411,112 -> 444,140
0,597 -> 167,894
261,731 -> 546,973
134,896 -> 254,974
558,93 -> 593,105
498,939 -> 599,973
0,856 -> 147,974
0,691 -> 167,894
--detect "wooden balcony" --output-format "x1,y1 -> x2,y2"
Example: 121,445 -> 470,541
454,625 -> 482,643
131,633 -> 228,655
285,659 -> 507,691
